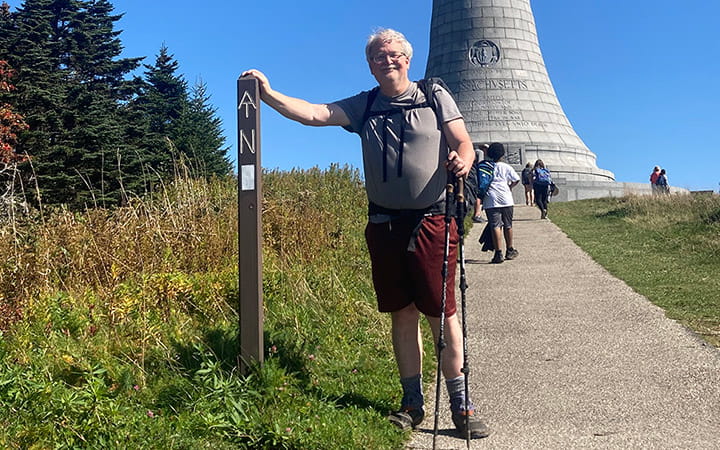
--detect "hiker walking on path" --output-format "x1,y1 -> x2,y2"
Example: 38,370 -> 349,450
242,28 -> 489,439
650,165 -> 661,195
532,159 -> 553,219
521,162 -> 534,206
471,144 -> 489,223
482,143 -> 520,264
656,168 -> 670,194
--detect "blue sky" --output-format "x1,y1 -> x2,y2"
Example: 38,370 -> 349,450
7,1 -> 720,191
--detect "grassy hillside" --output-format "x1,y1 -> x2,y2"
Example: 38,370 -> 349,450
1,168 -> 717,448
550,193 -> 720,347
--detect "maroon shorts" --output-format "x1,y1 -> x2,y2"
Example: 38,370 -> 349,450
365,214 -> 457,318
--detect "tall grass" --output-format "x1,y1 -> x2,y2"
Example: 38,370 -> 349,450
1,174 -> 237,328
0,173 -> 242,447
0,165 -> 411,449
551,193 -> 720,347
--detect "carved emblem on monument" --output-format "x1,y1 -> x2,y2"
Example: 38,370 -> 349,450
469,40 -> 500,67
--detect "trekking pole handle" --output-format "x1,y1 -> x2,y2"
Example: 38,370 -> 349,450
457,176 -> 465,204
444,180 -> 455,221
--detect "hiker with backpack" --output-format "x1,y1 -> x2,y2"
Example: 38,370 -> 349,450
242,28 -> 489,439
655,168 -> 670,194
480,143 -> 520,264
471,144 -> 490,222
532,159 -> 553,219
521,162 -> 534,206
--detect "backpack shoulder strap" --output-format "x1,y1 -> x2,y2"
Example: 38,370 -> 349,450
418,77 -> 455,113
343,87 -> 380,134
361,87 -> 380,130
477,159 -> 495,169
362,77 -> 450,125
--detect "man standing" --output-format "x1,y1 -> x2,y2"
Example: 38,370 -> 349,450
243,28 -> 488,438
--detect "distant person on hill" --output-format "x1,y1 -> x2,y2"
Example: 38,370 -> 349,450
656,168 -> 670,194
521,161 -> 534,206
242,28 -> 488,439
650,166 -> 661,195
532,159 -> 552,219
482,142 -> 520,264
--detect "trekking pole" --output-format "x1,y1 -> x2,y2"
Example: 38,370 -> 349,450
432,175 -> 455,450
455,177 -> 471,449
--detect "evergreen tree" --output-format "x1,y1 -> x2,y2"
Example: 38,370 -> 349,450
173,78 -> 232,177
1,0 -> 68,197
1,0 -> 141,207
62,0 -> 142,206
1,2 -> 231,207
125,44 -> 187,182
0,2 -> 12,54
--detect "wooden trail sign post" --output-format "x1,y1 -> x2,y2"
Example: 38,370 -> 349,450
238,75 -> 263,374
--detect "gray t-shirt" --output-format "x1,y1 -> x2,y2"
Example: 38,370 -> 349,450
335,82 -> 462,210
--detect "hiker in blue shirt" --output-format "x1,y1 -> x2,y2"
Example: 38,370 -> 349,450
471,144 -> 489,222
655,168 -> 670,194
532,159 -> 552,219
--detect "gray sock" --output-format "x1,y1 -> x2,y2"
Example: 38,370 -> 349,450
446,375 -> 473,412
400,374 -> 424,410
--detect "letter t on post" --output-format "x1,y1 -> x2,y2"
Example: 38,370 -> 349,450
237,75 -> 263,374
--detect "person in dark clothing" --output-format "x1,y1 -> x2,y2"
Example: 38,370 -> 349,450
521,162 -> 534,206
532,159 -> 552,219
656,168 -> 670,194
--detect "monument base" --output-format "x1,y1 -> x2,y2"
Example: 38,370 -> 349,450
512,180 -> 690,204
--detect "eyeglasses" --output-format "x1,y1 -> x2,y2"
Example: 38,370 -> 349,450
371,52 -> 407,64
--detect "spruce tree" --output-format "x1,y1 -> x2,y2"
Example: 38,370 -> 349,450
1,2 -> 231,206
172,79 -> 232,177
2,0 -> 67,199
62,0 -> 142,206
125,44 -> 188,182
1,0 -> 141,207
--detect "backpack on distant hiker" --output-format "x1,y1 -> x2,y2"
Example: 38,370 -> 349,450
534,168 -> 552,186
475,159 -> 496,200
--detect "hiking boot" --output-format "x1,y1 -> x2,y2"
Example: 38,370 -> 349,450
388,407 -> 424,431
490,251 -> 504,264
452,409 -> 489,439
505,248 -> 519,260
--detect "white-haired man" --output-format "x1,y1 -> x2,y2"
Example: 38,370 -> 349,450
243,28 -> 488,439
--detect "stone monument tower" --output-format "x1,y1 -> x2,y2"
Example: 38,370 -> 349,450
425,0 -> 615,187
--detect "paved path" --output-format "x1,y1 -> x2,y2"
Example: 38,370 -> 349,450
408,205 -> 720,449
